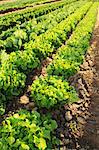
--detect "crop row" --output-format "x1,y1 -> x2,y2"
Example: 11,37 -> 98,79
0,0 -> 53,13
0,2 -> 92,108
0,109 -> 58,149
47,2 -> 98,79
0,3 -> 98,150
0,0 -> 76,33
0,0 -> 84,41
0,0 -> 79,40
30,2 -> 98,109
0,0 -> 85,52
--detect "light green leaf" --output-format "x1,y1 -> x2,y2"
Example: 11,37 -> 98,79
8,136 -> 15,145
21,143 -> 30,150
38,138 -> 47,150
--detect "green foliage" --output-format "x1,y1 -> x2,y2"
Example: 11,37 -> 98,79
30,2 -> 98,110
0,110 -> 57,150
47,2 -> 98,79
0,0 -> 84,52
0,1 -> 91,106
5,49 -> 40,72
31,76 -> 78,108
0,0 -> 49,12
0,0 -> 74,32
0,105 -> 5,115
24,2 -> 92,59
0,2 -> 98,150
0,50 -> 26,101
47,55 -> 80,79
4,29 -> 28,51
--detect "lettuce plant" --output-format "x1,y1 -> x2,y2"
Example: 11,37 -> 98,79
0,110 -> 57,150
31,76 -> 78,108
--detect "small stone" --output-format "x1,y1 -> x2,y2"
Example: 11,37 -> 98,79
81,61 -> 89,70
70,104 -> 78,115
88,60 -> 94,67
78,78 -> 83,85
65,111 -> 72,121
84,102 -> 89,108
20,95 -> 29,104
82,107 -> 86,111
77,117 -> 86,124
60,133 -> 64,138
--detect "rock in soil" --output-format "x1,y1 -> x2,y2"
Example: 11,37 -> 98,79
20,95 -> 29,104
65,111 -> 72,121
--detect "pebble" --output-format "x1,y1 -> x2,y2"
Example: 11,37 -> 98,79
60,133 -> 64,138
84,102 -> 89,108
88,60 -> 94,67
65,111 -> 72,121
20,95 -> 29,104
82,107 -> 86,111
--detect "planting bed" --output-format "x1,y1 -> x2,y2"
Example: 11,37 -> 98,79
0,0 -> 99,149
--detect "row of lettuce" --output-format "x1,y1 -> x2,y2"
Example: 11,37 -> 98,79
0,0 -> 53,13
31,2 -> 97,108
0,0 -> 77,33
0,2 -> 98,150
0,110 -> 58,150
0,2 -> 92,106
0,0 -> 85,52
0,0 -> 80,40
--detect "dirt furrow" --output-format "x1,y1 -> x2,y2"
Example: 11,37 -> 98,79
79,8 -> 99,150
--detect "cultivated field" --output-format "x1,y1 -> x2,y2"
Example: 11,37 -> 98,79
0,0 -> 99,149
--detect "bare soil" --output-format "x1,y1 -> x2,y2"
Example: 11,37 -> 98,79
79,8 -> 99,149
